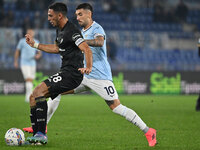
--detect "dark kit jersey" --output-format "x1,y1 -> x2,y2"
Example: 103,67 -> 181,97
55,21 -> 84,71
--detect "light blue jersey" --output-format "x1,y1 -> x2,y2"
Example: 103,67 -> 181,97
17,38 -> 39,66
82,21 -> 112,81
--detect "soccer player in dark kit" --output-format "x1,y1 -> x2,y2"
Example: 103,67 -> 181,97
25,2 -> 92,144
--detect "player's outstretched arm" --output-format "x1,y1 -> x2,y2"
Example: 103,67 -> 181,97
85,36 -> 104,47
25,34 -> 59,54
78,41 -> 93,74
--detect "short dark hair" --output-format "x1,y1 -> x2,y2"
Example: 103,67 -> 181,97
76,3 -> 93,14
48,2 -> 68,16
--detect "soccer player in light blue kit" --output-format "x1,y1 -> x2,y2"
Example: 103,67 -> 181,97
14,28 -> 42,103
23,3 -> 157,147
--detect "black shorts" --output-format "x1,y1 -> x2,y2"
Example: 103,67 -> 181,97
44,69 -> 83,99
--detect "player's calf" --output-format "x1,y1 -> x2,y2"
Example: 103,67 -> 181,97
35,96 -> 48,135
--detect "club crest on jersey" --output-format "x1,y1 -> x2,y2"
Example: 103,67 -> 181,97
60,38 -> 63,44
56,37 -> 64,44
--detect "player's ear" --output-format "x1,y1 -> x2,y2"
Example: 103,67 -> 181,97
88,11 -> 92,18
58,13 -> 63,20
85,9 -> 91,18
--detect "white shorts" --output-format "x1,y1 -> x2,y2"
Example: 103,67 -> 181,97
21,65 -> 36,80
74,77 -> 118,101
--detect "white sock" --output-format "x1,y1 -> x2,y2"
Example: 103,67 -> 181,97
47,94 -> 61,124
25,82 -> 33,103
113,104 -> 149,133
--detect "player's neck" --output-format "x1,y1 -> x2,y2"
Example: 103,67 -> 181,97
59,18 -> 68,29
84,20 -> 93,30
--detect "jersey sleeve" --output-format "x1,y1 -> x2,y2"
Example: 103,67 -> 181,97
93,26 -> 105,39
71,28 -> 84,46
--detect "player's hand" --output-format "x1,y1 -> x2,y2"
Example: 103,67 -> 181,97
78,67 -> 92,75
35,54 -> 41,60
25,34 -> 35,47
14,61 -> 18,68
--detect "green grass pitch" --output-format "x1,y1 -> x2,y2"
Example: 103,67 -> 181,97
0,94 -> 200,150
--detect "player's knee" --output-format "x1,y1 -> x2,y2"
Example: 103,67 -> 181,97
32,82 -> 49,99
29,94 -> 36,107
29,93 -> 32,101
31,89 -> 45,104
108,99 -> 121,110
30,94 -> 33,101
32,87 -> 45,99
32,86 -> 41,96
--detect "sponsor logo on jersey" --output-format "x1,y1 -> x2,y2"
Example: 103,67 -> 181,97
56,37 -> 64,44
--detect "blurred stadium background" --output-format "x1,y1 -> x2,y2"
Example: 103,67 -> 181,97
0,0 -> 200,95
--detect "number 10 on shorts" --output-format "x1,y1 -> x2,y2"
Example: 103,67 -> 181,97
104,86 -> 115,95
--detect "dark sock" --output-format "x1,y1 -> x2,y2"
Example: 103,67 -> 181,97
36,100 -> 48,134
30,107 -> 38,135
198,95 -> 200,103
196,94 -> 200,111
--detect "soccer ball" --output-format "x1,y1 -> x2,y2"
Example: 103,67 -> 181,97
5,128 -> 25,146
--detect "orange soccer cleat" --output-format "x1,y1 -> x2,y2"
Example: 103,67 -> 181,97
23,126 -> 47,134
